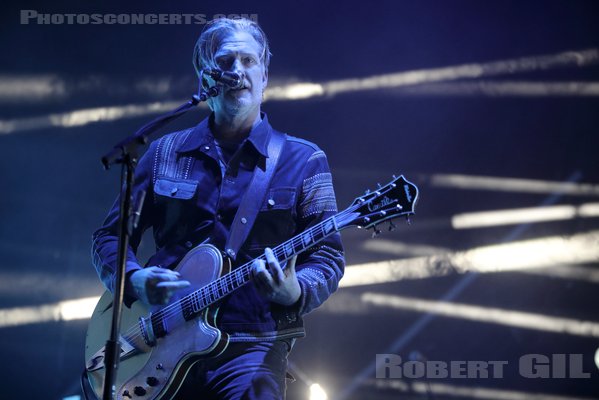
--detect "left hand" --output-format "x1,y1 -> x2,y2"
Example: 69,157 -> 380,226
252,248 -> 300,306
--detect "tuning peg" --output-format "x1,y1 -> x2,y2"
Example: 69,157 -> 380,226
372,226 -> 382,238
392,174 -> 397,179
377,183 -> 382,189
364,189 -> 371,195
388,221 -> 397,231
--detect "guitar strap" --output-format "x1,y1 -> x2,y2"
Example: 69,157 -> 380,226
224,127 -> 286,260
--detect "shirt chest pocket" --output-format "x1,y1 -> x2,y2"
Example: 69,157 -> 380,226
154,178 -> 198,200
153,177 -> 199,242
261,186 -> 296,211
248,187 -> 297,249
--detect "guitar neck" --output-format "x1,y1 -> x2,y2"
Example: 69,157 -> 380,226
178,213 -> 346,314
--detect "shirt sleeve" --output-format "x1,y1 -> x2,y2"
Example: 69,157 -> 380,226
293,149 -> 345,316
90,141 -> 156,298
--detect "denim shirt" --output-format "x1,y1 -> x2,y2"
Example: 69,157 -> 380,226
92,113 -> 345,341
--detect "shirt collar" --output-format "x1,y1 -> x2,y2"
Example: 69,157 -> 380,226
177,112 -> 271,158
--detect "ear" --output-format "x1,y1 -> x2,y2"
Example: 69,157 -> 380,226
262,68 -> 268,88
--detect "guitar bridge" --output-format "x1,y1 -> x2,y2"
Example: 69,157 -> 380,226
139,315 -> 158,346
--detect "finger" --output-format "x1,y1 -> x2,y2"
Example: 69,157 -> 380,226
284,255 -> 298,278
251,259 -> 264,278
156,280 -> 191,290
153,268 -> 181,278
264,248 -> 285,284
253,259 -> 275,289
270,259 -> 285,285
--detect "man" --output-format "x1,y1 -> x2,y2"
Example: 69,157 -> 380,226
92,17 -> 344,399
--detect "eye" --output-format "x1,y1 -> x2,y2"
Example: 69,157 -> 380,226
243,56 -> 256,66
215,56 -> 233,69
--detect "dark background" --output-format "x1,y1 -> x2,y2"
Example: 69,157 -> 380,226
1,1 -> 598,399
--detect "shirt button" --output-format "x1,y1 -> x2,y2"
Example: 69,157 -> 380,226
241,217 -> 247,224
216,213 -> 222,221
170,187 -> 178,196
185,241 -> 193,248
267,199 -> 275,207
204,145 -> 210,151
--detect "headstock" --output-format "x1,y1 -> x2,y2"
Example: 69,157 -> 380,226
337,175 -> 419,234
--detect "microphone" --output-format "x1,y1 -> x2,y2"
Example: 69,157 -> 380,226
203,69 -> 244,90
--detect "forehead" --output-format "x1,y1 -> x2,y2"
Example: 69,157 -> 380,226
214,30 -> 261,58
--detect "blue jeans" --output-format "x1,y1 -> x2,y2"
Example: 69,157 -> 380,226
174,340 -> 291,399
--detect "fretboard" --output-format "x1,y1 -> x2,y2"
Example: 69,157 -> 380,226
175,213 -> 342,315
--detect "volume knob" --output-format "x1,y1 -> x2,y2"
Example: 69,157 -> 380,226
146,376 -> 159,386
133,386 -> 147,396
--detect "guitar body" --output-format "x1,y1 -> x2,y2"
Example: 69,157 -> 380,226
84,244 -> 231,400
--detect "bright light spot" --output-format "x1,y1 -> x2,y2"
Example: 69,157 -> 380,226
265,83 -> 324,100
309,383 -> 328,400
362,292 -> 599,338
63,396 -> 81,400
59,297 -> 100,321
580,202 -> 599,217
595,347 -> 599,371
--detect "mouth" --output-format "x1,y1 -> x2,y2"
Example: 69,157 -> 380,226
227,86 -> 249,95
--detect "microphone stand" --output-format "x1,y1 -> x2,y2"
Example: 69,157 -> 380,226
99,85 -> 219,400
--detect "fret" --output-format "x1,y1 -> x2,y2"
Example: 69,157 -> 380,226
302,231 -> 311,247
235,270 -> 244,286
285,241 -> 294,258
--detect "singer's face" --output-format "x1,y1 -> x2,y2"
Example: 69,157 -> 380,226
209,30 -> 268,118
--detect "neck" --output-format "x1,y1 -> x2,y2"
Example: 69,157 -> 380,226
212,109 -> 262,141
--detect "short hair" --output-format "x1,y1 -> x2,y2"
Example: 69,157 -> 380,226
193,18 -> 272,78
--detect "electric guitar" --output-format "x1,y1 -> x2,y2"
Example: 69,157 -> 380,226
84,175 -> 419,399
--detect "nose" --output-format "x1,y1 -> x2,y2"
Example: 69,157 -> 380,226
231,58 -> 245,80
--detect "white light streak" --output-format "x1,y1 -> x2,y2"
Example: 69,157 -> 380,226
0,101 -> 187,134
1,48 -> 598,133
0,75 -> 66,101
452,202 -> 599,229
321,48 -> 599,96
340,230 -> 599,288
392,81 -> 599,97
362,239 -> 448,257
431,174 -> 599,196
0,296 -> 99,328
361,292 -> 599,338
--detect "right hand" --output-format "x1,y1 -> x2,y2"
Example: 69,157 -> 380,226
129,266 -> 190,306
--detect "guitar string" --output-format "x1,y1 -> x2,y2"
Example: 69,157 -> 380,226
118,211 -> 341,343
118,189 -> 408,345
117,205 -> 359,344
116,182 -> 407,345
